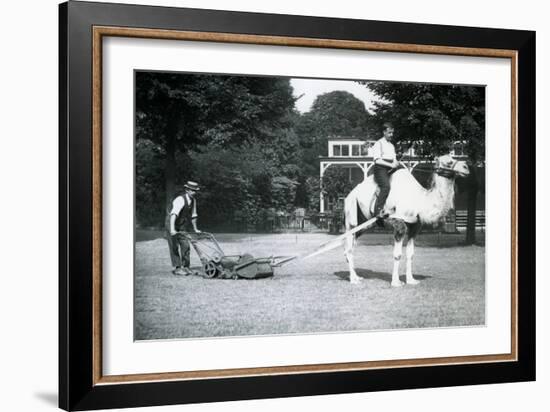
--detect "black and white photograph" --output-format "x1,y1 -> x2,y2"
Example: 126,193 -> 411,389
2,0 -> 542,411
134,71 -> 486,340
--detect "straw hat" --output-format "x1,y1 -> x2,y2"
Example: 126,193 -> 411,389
184,181 -> 200,191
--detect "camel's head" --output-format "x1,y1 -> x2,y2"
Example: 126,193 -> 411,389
435,155 -> 470,178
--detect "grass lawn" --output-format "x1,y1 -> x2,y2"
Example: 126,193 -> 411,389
135,232 -> 485,340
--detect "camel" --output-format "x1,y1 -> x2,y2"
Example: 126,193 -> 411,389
343,154 -> 470,287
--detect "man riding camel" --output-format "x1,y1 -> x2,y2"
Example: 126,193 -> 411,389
371,122 -> 401,225
166,181 -> 201,276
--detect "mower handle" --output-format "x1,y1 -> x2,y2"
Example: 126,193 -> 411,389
176,231 -> 214,239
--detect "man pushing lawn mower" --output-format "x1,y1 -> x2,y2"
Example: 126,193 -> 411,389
164,180 -> 293,280
166,181 -> 201,276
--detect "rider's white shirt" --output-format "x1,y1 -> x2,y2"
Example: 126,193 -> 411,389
372,137 -> 396,162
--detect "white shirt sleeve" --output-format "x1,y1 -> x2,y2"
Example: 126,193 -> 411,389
372,140 -> 382,161
169,196 -> 185,216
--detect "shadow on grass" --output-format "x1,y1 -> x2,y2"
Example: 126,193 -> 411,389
423,242 -> 486,249
333,269 -> 432,283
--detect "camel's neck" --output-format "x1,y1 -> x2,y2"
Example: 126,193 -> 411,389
419,174 -> 456,224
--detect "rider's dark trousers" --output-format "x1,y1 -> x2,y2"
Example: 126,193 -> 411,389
373,164 -> 391,215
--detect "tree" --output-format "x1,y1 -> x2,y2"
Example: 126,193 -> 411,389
321,166 -> 354,210
296,91 -> 373,176
135,139 -> 166,227
187,141 -> 300,231
293,91 -> 372,213
187,145 -> 271,230
363,82 -> 485,243
308,90 -> 372,137
304,177 -> 321,213
270,176 -> 299,212
135,72 -> 297,225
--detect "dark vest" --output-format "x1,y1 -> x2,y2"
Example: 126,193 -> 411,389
167,194 -> 196,231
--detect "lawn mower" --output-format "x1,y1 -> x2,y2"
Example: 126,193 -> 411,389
178,231 -> 295,279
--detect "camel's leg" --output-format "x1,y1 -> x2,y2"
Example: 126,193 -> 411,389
405,237 -> 419,285
344,232 -> 361,284
391,238 -> 404,287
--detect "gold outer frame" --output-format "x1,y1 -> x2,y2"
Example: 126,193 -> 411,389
92,26 -> 518,386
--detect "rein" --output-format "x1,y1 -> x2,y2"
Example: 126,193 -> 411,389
435,158 -> 458,178
406,158 -> 459,179
434,167 -> 458,178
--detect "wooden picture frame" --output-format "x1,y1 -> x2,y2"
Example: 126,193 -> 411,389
59,1 -> 535,410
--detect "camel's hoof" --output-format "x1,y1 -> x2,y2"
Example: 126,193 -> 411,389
350,276 -> 362,285
391,280 -> 404,288
407,278 -> 420,285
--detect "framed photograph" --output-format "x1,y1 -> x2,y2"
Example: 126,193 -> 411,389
59,1 -> 535,410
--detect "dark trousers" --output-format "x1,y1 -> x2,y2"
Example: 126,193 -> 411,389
373,164 -> 391,215
166,232 -> 190,268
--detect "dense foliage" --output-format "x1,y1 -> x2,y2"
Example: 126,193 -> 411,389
135,73 -> 484,239
136,77 -> 371,229
364,82 -> 485,160
364,82 -> 485,243
295,91 -> 372,176
321,167 -> 355,209
136,72 -> 300,229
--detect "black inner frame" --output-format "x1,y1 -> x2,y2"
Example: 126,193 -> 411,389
59,1 -> 535,410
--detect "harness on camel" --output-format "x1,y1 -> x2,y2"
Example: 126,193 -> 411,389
434,158 -> 460,178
